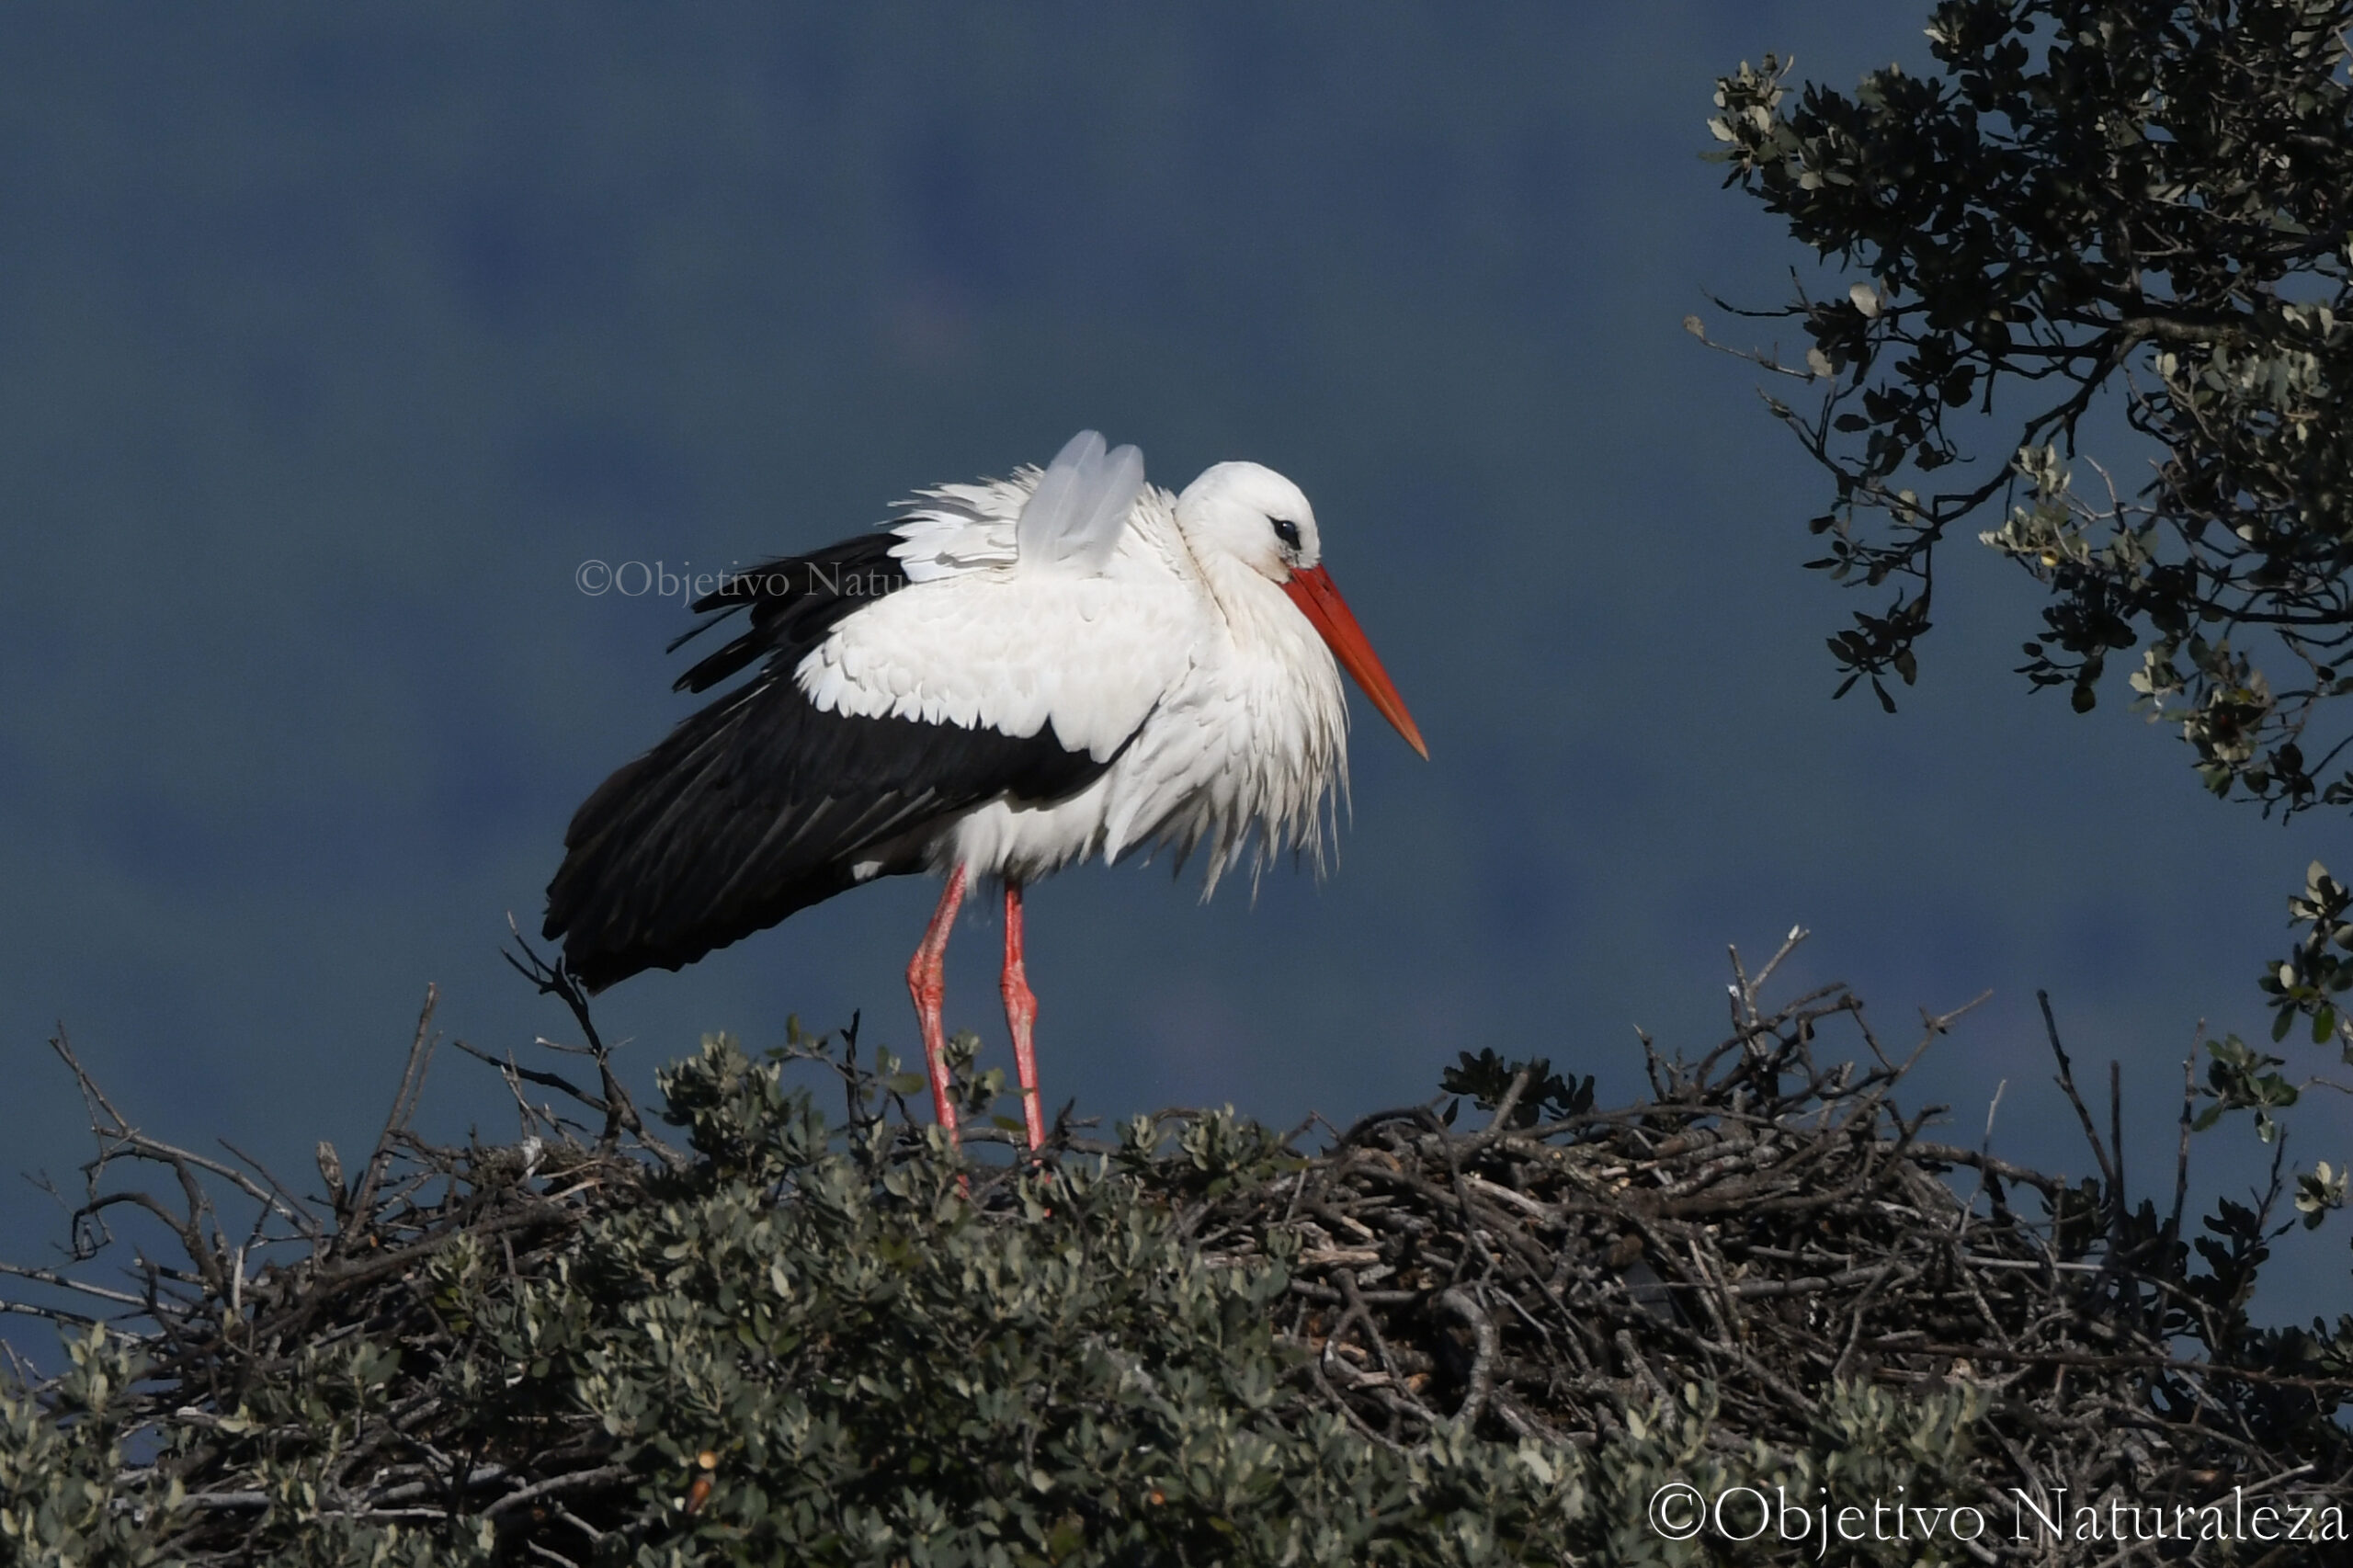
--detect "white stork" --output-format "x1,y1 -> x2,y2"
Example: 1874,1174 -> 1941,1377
543,431 -> 1426,1149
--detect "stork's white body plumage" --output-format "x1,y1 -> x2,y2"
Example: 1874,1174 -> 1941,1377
813,468 -> 1348,891
544,432 -> 1423,1149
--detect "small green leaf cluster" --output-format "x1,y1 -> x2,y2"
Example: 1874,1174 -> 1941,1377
0,1326 -> 190,1568
2259,859 -> 2353,1057
2195,1033 -> 2302,1143
1436,1049 -> 1594,1128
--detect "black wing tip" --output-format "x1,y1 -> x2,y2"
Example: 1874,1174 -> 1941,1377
539,909 -> 678,995
544,917 -> 786,997
562,950 -> 638,995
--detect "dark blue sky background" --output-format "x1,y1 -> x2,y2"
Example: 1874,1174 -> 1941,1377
6,5 -> 2346,1336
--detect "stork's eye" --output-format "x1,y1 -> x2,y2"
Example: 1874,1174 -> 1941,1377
1270,517 -> 1302,551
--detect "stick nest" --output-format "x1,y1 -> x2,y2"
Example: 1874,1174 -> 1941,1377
5,935 -> 2351,1563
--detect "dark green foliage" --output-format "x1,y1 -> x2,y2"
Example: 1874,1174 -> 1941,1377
7,960 -> 2353,1563
1437,1050 -> 1593,1128
0,1018 -> 1987,1568
2195,1034 -> 2301,1142
1704,0 -> 2353,814
504,1037 -> 1592,1566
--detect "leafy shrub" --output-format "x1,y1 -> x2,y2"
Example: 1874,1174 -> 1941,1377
5,948 -> 2349,1563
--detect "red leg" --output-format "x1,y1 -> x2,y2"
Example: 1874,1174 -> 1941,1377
1001,880 -> 1047,1151
905,865 -> 969,1144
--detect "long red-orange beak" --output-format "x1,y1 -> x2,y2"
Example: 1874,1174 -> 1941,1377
1283,563 -> 1429,758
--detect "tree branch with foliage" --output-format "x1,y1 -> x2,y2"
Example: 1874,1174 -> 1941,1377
1702,0 -> 2353,817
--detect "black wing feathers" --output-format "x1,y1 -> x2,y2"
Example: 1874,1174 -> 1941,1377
543,528 -> 1108,992
668,532 -> 913,694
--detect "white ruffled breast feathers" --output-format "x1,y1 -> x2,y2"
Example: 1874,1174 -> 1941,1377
1098,590 -> 1349,889
938,633 -> 1349,891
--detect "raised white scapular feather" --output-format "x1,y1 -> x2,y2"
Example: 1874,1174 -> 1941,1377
1013,429 -> 1144,575
795,435 -> 1196,761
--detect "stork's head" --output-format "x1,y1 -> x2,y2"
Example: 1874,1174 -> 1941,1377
1176,461 -> 1324,578
1176,460 -> 1429,759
